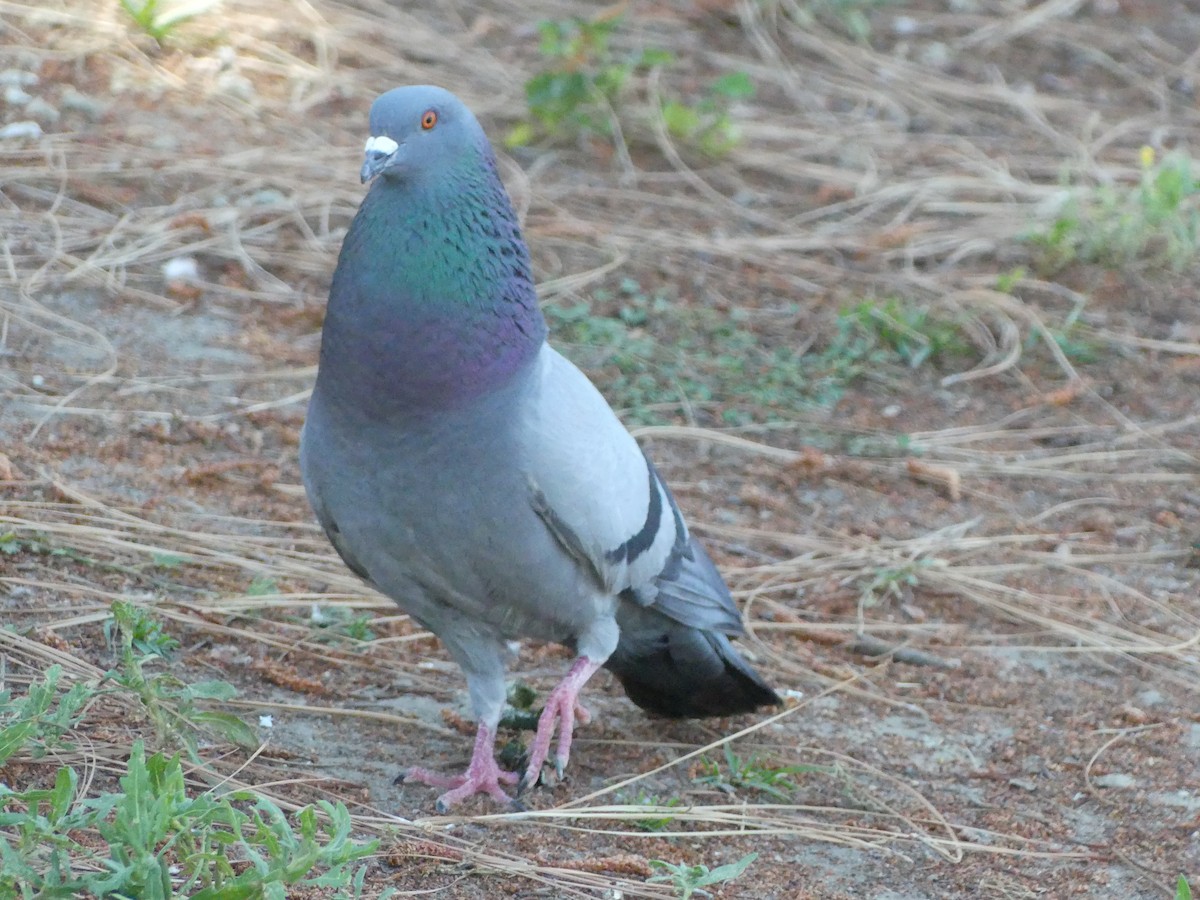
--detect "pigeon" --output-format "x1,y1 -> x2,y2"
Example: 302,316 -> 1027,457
300,85 -> 780,811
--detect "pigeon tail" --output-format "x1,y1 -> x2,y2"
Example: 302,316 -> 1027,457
603,625 -> 780,719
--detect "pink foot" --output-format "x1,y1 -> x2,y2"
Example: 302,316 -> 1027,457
402,724 -> 518,812
520,656 -> 601,792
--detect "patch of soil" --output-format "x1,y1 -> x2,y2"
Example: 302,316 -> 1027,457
1,1 -> 1198,897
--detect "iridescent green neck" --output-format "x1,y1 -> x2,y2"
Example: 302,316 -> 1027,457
317,145 -> 547,417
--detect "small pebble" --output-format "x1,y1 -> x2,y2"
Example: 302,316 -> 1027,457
162,255 -> 201,284
239,188 -> 287,207
0,120 -> 41,140
892,15 -> 920,36
24,96 -> 59,123
1092,773 -> 1136,789
0,69 -> 37,87
216,71 -> 256,103
919,42 -> 951,69
61,87 -> 105,120
3,84 -> 31,105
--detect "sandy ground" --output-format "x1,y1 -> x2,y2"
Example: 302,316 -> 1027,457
2,1 -> 1198,897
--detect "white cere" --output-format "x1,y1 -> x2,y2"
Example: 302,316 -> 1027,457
363,134 -> 399,157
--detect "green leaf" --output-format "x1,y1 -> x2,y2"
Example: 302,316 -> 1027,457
246,576 -> 278,597
151,552 -> 187,569
639,48 -> 674,67
536,19 -> 565,56
661,101 -> 700,138
48,766 -> 77,824
184,680 -> 239,701
1179,875 -> 1193,900
698,851 -> 758,887
191,711 -> 260,749
712,71 -> 754,99
0,720 -> 36,767
504,121 -> 535,148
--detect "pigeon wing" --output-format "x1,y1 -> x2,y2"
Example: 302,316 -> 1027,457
524,347 -> 744,635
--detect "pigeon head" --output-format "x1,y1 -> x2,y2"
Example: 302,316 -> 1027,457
316,85 -> 548,416
360,85 -> 486,185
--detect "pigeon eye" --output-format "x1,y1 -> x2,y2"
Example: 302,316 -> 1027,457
421,110 -> 438,130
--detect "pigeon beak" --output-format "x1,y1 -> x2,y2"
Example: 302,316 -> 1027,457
361,134 -> 401,183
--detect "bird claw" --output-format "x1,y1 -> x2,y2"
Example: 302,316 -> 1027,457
401,725 -> 518,810
519,656 -> 601,791
516,768 -> 537,796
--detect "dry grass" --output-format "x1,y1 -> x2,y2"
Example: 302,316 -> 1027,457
2,0 -> 1199,896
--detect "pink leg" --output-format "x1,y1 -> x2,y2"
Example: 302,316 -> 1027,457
520,656 -> 602,791
402,724 -> 518,812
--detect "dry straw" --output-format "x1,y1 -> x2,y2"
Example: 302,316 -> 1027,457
1,0 -> 1198,895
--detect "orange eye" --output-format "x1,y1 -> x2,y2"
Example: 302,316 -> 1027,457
421,110 -> 438,130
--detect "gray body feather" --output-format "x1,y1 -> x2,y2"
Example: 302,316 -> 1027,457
303,345 -> 777,724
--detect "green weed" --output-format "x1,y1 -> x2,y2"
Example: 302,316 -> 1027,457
549,282 -> 970,427
509,12 -> 751,157
856,558 -> 939,622
648,851 -> 757,900
0,665 -> 91,766
0,530 -> 196,594
104,600 -> 258,754
308,604 -> 377,645
662,71 -> 755,157
1043,326 -> 1101,364
0,739 -> 377,898
246,575 -> 279,596
507,12 -> 671,148
118,0 -> 215,43
616,791 -> 682,832
993,266 -> 1027,294
150,551 -> 188,569
694,744 -> 822,802
1179,875 -> 1193,900
499,680 -> 540,732
841,298 -> 966,369
1029,147 -> 1200,273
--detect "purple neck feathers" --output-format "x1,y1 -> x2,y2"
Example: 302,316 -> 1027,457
316,142 -> 547,419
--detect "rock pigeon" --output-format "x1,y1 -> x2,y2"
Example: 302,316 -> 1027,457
300,85 -> 779,810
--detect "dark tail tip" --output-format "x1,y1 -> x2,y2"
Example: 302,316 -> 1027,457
605,629 -> 780,719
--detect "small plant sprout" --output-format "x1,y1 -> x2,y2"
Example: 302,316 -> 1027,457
118,0 -> 218,43
661,71 -> 755,157
103,601 -> 257,754
856,557 -> 940,626
508,11 -> 671,148
617,791 -> 682,832
1029,146 -> 1200,273
307,603 -> 377,644
694,744 -> 821,801
0,740 -> 377,898
0,665 -> 91,765
547,279 -> 973,427
246,575 -> 279,596
841,298 -> 965,369
648,851 -> 758,899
